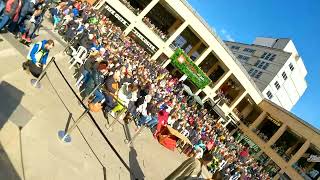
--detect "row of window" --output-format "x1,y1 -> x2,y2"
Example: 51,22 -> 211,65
248,68 -> 263,79
266,63 -> 295,99
261,52 -> 276,61
237,54 -> 250,61
254,60 -> 270,70
231,45 -> 240,50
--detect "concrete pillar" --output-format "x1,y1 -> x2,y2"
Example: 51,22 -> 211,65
195,89 -> 201,95
93,0 -> 105,9
151,48 -> 164,60
162,59 -> 171,68
211,71 -> 232,93
187,41 -> 202,56
124,24 -> 135,35
179,75 -> 188,81
229,91 -> 247,110
288,140 -> 310,165
194,47 -> 213,65
137,0 -> 159,19
249,111 -> 267,130
267,124 -> 287,146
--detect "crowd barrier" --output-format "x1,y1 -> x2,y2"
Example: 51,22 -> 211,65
30,57 -> 138,179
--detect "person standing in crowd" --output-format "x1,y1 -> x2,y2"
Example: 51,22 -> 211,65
22,39 -> 54,77
0,0 -> 22,32
165,151 -> 213,179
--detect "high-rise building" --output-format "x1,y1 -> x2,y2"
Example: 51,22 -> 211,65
225,38 -> 308,111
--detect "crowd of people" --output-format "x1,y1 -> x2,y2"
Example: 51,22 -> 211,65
0,0 -> 278,178
142,16 -> 167,41
0,0 -> 49,42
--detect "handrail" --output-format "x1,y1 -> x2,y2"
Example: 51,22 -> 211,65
51,60 -> 138,179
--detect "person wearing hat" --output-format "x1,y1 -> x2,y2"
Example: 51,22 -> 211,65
165,151 -> 213,179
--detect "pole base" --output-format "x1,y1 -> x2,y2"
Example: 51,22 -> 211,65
30,79 -> 41,89
58,130 -> 71,143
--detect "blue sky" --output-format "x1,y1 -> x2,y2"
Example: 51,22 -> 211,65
187,0 -> 320,129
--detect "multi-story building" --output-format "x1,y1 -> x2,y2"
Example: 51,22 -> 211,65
225,38 -> 308,111
91,0 -> 318,179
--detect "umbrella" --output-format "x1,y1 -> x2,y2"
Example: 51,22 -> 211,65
193,95 -> 204,106
182,84 -> 194,96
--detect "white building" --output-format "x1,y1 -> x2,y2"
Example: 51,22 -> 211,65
225,37 -> 307,111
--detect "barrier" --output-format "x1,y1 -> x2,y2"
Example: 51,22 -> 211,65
31,57 -> 137,179
30,57 -> 55,89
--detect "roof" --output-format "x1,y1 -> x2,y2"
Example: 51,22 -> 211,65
224,40 -> 292,55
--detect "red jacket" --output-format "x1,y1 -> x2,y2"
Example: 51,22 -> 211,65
5,0 -> 22,20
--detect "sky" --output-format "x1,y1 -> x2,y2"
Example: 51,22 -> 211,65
187,0 -> 320,129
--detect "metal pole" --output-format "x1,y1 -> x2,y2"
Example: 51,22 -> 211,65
30,57 -> 55,89
58,109 -> 89,143
124,125 -> 146,145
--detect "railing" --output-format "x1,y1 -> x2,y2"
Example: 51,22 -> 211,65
30,57 -> 138,179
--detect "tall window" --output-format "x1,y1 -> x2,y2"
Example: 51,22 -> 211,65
255,71 -> 263,79
231,46 -> 240,50
238,55 -> 250,62
266,91 -> 273,99
289,63 -> 294,71
248,68 -> 260,78
261,52 -> 276,61
255,60 -> 270,70
282,72 -> 287,80
243,48 -> 256,54
274,81 -> 280,90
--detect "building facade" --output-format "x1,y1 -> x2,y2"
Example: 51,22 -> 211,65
228,99 -> 320,180
225,38 -> 308,111
92,0 -> 317,179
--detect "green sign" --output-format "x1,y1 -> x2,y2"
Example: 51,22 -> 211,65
170,48 -> 212,89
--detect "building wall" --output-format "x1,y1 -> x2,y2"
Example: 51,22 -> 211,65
225,40 -> 307,111
237,99 -> 320,180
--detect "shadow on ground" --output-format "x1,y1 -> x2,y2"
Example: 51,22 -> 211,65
123,121 -> 145,180
0,81 -> 25,129
0,144 -> 21,180
0,81 -> 25,180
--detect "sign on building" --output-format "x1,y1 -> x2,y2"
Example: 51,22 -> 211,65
170,48 -> 212,89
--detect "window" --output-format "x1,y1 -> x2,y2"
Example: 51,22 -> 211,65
274,81 -> 280,90
269,54 -> 276,61
261,52 -> 267,59
238,55 -> 250,62
282,72 -> 287,80
231,46 -> 240,50
261,52 -> 276,61
266,91 -> 273,99
243,48 -> 256,53
255,60 -> 269,70
262,63 -> 270,70
255,71 -> 263,79
249,68 -> 259,77
248,68 -> 254,74
289,63 -> 294,71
